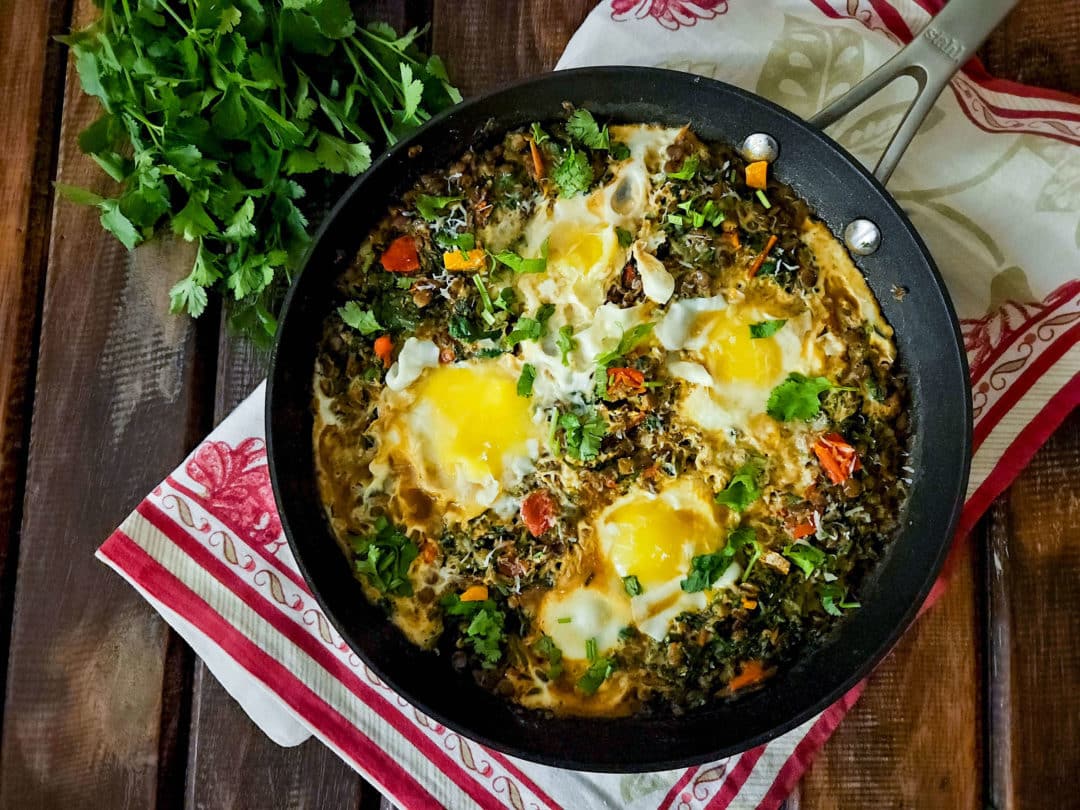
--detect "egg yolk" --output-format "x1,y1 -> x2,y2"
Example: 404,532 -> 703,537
602,497 -> 715,589
412,364 -> 535,483
550,225 -> 605,270
701,309 -> 783,387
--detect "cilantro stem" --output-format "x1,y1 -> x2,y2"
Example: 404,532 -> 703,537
356,27 -> 425,68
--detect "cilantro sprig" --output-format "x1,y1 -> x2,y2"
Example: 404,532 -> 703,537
681,526 -> 760,592
441,593 -> 507,669
577,636 -> 615,695
558,409 -> 607,462
766,373 -> 852,421
57,2 -> 460,342
715,458 -> 765,513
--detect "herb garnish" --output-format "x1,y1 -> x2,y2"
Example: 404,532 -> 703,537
615,226 -> 634,248
532,634 -> 563,679
441,593 -> 506,668
338,301 -> 382,335
622,575 -> 643,597
551,146 -> 593,198
348,517 -> 418,597
782,543 -> 827,577
577,636 -> 615,695
559,410 -> 607,461
749,319 -> 786,339
517,363 -> 536,397
714,458 -> 765,512
492,238 -> 549,274
766,373 -> 845,421
415,194 -> 462,221
667,155 -> 699,180
556,325 -> 578,365
681,526 -> 758,592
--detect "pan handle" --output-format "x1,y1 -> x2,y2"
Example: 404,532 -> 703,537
808,0 -> 1019,184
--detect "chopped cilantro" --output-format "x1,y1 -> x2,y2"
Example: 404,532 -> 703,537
610,141 -> 631,160
668,155 -> 699,180
557,616 -> 572,624
337,301 -> 382,335
494,287 -> 517,312
415,193 -> 462,221
552,145 -> 593,198
559,409 -> 607,461
681,526 -> 758,592
566,110 -> 611,150
436,231 -> 476,253
756,189 -> 772,209
347,517 -> 418,597
532,634 -> 563,679
576,636 -> 615,695
492,238 -> 549,273
556,325 -> 578,365
819,583 -> 859,616
714,458 -> 765,512
536,303 -> 556,324
595,323 -> 654,367
517,363 -> 536,397
441,593 -> 506,669
766,373 -> 835,421
783,543 -> 827,577
749,319 -> 786,339
615,226 -> 634,248
530,122 -> 550,144
622,575 -> 643,597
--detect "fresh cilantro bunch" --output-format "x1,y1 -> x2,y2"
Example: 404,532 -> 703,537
56,0 -> 460,341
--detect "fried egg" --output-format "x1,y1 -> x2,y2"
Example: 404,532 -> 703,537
370,354 -> 542,523
659,294 -> 823,445
538,477 -> 738,663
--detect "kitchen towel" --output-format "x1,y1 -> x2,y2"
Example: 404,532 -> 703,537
98,1 -> 1080,807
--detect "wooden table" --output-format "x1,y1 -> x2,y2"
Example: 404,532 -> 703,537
0,1 -> 1076,808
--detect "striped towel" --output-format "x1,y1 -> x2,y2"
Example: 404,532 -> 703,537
99,1 -> 1080,807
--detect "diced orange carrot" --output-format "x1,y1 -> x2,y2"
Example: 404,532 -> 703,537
529,138 -> 545,179
380,235 -> 420,273
373,335 -> 394,368
741,597 -> 758,610
460,584 -> 489,602
728,660 -> 768,692
748,234 -> 778,277
791,521 -> 816,539
745,160 -> 769,190
442,248 -> 487,271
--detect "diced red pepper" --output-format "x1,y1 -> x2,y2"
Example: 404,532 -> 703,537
813,432 -> 862,485
606,366 -> 646,396
380,235 -> 421,273
790,521 -> 816,539
520,490 -> 558,537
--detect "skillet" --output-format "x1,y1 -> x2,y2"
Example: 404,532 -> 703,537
266,0 -> 1013,771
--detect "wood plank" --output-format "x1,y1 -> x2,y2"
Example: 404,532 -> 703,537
797,538 -> 982,809
183,4 -> 422,807
431,0 -> 595,97
985,409 -> 1080,809
0,0 -> 71,724
0,0 -> 217,805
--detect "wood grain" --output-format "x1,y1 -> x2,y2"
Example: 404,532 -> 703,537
0,0 -> 215,806
797,539 -> 982,809
985,409 -> 1080,810
0,0 -> 71,725
431,0 -> 595,97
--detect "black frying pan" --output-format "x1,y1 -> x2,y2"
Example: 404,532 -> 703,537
267,0 -> 1011,771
